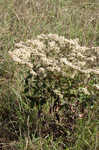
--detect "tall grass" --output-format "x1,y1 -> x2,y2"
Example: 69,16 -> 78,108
0,0 -> 99,149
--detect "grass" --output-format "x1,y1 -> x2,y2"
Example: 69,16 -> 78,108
0,0 -> 99,149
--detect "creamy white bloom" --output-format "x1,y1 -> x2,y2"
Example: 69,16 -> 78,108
8,34 -> 99,77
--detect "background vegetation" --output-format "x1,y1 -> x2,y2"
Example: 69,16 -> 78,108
0,0 -> 99,149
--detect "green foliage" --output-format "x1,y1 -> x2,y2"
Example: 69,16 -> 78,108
14,70 -> 97,149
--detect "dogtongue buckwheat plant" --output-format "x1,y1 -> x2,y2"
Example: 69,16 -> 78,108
8,34 -> 99,146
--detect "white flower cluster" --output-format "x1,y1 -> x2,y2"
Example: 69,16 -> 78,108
8,33 -> 99,77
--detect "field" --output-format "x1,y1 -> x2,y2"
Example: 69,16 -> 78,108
0,0 -> 99,149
